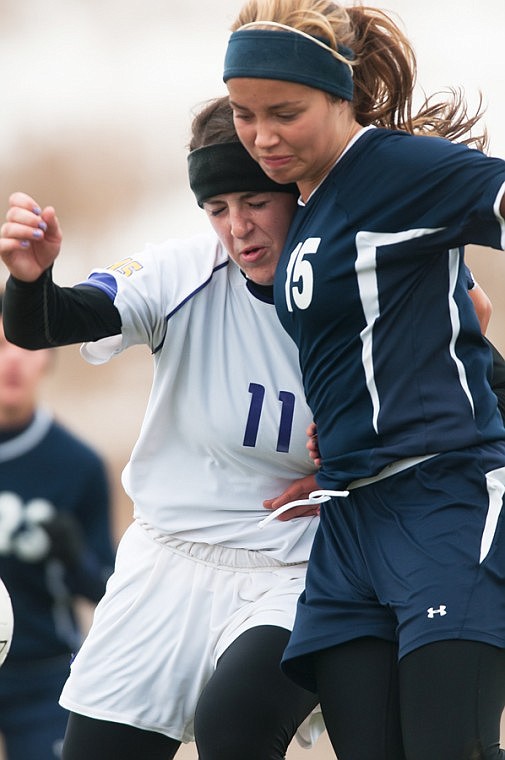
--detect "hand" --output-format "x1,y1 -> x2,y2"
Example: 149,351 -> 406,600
41,513 -> 84,568
263,474 -> 320,521
0,192 -> 62,282
306,421 -> 321,467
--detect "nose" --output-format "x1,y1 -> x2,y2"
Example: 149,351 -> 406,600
229,209 -> 254,239
254,118 -> 279,150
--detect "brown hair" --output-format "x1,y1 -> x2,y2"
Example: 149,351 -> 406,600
189,97 -> 237,151
231,0 -> 487,150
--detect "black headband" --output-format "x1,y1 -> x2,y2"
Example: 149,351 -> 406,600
187,142 -> 298,206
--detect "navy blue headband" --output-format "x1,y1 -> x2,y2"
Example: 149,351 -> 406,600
187,142 -> 298,206
223,28 -> 354,100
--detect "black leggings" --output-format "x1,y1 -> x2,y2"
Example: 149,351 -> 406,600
61,625 -> 317,760
314,637 -> 505,760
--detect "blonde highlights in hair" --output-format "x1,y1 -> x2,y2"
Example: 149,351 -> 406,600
231,0 -> 487,150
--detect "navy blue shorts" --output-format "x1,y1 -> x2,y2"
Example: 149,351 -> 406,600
0,654 -> 70,759
281,442 -> 505,692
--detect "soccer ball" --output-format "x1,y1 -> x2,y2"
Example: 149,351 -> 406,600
0,577 -> 13,667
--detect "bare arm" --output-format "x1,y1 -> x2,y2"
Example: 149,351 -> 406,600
468,279 -> 492,334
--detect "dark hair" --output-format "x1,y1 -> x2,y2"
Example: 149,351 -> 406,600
187,96 -> 299,205
188,97 -> 238,151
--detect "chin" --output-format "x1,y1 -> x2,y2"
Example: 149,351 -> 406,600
245,266 -> 275,287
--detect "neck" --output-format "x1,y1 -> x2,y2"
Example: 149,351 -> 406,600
299,120 -> 363,202
0,407 -> 36,432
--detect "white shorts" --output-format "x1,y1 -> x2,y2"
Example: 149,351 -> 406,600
60,520 -> 323,746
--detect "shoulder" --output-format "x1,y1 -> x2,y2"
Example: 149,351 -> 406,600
135,232 -> 227,273
87,232 -> 228,292
48,420 -> 105,470
365,128 -> 497,169
340,128 -> 505,200
85,232 -> 229,340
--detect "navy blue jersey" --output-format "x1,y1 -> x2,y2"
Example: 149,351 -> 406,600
274,128 -> 505,488
0,410 -> 114,661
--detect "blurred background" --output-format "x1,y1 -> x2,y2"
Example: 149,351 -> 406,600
0,1 -> 504,756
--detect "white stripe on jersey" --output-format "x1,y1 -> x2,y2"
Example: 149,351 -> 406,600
355,228 -> 444,433
447,247 -> 474,416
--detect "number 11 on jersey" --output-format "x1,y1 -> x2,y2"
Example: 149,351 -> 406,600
243,383 -> 295,453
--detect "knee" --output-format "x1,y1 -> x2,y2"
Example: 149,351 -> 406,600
194,702 -> 291,760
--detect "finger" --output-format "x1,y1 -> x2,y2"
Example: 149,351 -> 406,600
4,207 -> 46,234
40,207 -> 61,240
263,473 -> 318,511
41,206 -> 57,224
0,239 -> 32,256
306,421 -> 317,437
5,206 -> 41,227
0,221 -> 46,242
9,191 -> 42,213
264,490 -> 311,510
277,505 -> 320,521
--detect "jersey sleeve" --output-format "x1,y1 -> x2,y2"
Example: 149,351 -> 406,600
80,232 -> 227,363
3,269 -> 121,348
365,131 -> 505,252
403,135 -> 505,250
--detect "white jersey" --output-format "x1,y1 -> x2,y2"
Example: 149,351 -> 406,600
82,232 -> 317,563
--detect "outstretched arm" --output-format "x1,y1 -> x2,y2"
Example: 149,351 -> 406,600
0,192 -> 121,348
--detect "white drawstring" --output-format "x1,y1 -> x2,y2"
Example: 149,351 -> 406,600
258,489 -> 349,529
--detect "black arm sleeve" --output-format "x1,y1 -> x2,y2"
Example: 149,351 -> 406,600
3,269 -> 122,349
486,337 -> 505,425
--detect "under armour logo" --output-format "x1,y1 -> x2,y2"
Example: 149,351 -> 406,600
427,605 -> 447,618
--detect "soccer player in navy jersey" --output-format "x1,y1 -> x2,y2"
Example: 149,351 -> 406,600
0,295 -> 114,760
224,2 -> 505,758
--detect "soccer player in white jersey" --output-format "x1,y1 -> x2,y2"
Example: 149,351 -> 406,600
224,1 -> 505,758
0,98 -> 324,759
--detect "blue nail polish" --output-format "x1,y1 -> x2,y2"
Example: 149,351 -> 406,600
20,240 -> 30,248
32,229 -> 43,239
38,220 -> 47,231
33,206 -> 41,215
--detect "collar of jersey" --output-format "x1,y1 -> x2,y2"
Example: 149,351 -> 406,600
244,274 -> 274,303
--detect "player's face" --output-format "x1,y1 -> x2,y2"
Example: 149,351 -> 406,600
0,318 -> 51,426
203,190 -> 297,286
228,78 -> 354,202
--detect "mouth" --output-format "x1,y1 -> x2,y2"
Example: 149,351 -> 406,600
259,154 -> 292,171
239,245 -> 267,262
